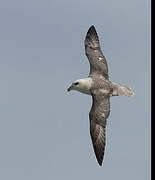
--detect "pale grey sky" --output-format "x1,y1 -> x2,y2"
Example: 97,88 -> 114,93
0,0 -> 151,179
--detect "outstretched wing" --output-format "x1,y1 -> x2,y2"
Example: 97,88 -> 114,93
85,25 -> 109,79
89,90 -> 110,165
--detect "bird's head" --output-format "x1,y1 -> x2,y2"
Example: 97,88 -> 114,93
67,78 -> 92,95
67,80 -> 81,92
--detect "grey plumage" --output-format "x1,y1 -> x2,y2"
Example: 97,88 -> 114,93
67,25 -> 133,166
89,91 -> 110,165
85,25 -> 109,79
85,26 -> 133,166
85,26 -> 111,165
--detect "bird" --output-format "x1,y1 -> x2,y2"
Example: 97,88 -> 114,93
67,25 -> 133,166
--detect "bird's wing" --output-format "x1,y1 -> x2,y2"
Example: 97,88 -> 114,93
85,25 -> 109,79
89,89 -> 110,165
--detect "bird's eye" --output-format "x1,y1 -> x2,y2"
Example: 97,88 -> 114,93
74,82 -> 79,85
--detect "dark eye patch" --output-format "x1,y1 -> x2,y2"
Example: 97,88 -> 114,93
74,82 -> 79,85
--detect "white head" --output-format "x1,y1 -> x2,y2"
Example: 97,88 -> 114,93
67,78 -> 93,95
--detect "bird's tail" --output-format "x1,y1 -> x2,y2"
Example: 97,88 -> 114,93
112,82 -> 134,97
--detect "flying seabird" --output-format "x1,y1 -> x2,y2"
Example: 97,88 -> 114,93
67,25 -> 133,166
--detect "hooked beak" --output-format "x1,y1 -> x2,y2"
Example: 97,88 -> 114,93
67,86 -> 72,92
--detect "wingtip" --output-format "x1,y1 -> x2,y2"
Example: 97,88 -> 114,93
97,156 -> 104,166
85,25 -> 99,47
98,161 -> 103,166
89,24 -> 96,29
87,25 -> 97,34
95,150 -> 104,166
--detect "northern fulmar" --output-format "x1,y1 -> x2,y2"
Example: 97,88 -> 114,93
67,25 -> 133,166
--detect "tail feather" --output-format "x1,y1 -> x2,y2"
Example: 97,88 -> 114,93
112,83 -> 134,97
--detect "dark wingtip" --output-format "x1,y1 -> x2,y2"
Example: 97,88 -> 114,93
87,25 -> 97,36
98,160 -> 103,166
85,25 -> 99,47
97,156 -> 103,166
89,25 -> 96,30
94,147 -> 104,166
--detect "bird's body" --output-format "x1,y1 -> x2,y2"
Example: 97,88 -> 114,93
67,25 -> 133,166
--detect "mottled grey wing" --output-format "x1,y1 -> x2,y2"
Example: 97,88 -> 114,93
85,25 -> 109,79
89,90 -> 110,166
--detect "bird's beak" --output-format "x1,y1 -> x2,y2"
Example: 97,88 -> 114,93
67,86 -> 72,92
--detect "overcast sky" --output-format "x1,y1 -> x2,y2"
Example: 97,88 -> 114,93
0,0 -> 151,180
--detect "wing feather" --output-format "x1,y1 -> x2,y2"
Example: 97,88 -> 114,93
89,90 -> 110,165
85,26 -> 109,79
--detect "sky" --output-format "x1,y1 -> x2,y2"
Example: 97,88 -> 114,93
0,0 -> 151,180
